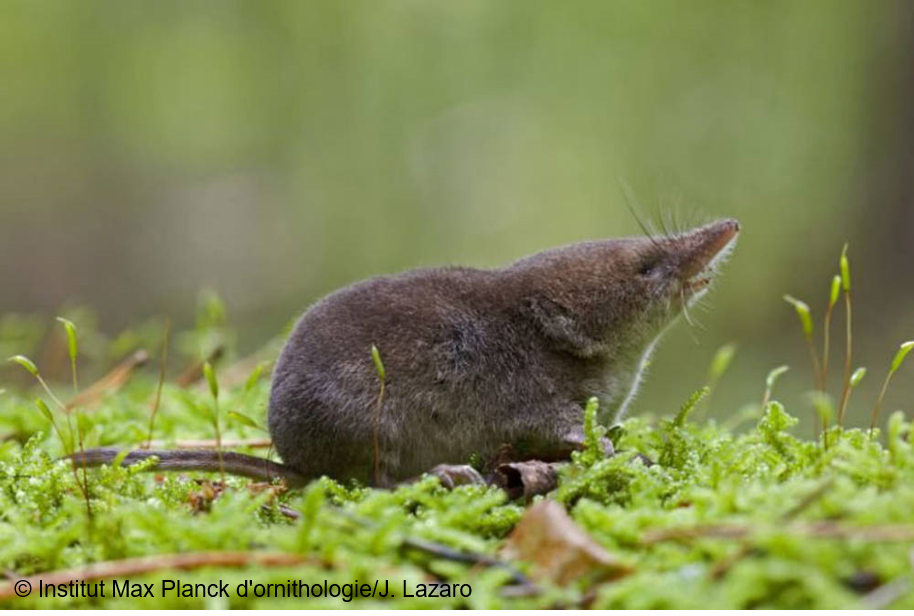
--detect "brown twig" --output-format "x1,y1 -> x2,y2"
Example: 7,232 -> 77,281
66,350 -> 150,411
642,521 -> 914,545
0,552 -> 309,601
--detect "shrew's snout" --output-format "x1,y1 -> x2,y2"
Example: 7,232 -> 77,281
677,218 -> 740,281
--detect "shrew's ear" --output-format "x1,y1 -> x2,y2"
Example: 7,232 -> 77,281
522,294 -> 606,358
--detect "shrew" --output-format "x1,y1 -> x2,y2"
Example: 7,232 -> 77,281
72,219 -> 739,487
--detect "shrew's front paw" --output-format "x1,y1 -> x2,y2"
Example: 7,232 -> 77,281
428,464 -> 486,489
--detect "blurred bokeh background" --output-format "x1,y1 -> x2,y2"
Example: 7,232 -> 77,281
1,0 -> 912,432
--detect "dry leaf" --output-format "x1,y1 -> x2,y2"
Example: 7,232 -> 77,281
246,482 -> 286,499
502,501 -> 631,586
494,460 -> 560,501
187,479 -> 224,514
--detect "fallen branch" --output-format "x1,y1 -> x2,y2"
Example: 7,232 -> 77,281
642,522 -> 914,545
0,551 -> 309,601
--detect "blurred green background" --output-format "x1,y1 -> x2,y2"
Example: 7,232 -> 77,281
1,0 -> 912,431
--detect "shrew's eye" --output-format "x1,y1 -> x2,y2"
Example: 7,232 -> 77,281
638,258 -> 661,277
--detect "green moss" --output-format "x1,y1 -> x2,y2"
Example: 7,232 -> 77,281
1,309 -> 914,608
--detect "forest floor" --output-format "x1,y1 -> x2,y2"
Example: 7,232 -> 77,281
1,304 -> 913,608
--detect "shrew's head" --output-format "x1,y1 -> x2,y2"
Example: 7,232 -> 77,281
515,219 -> 740,357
